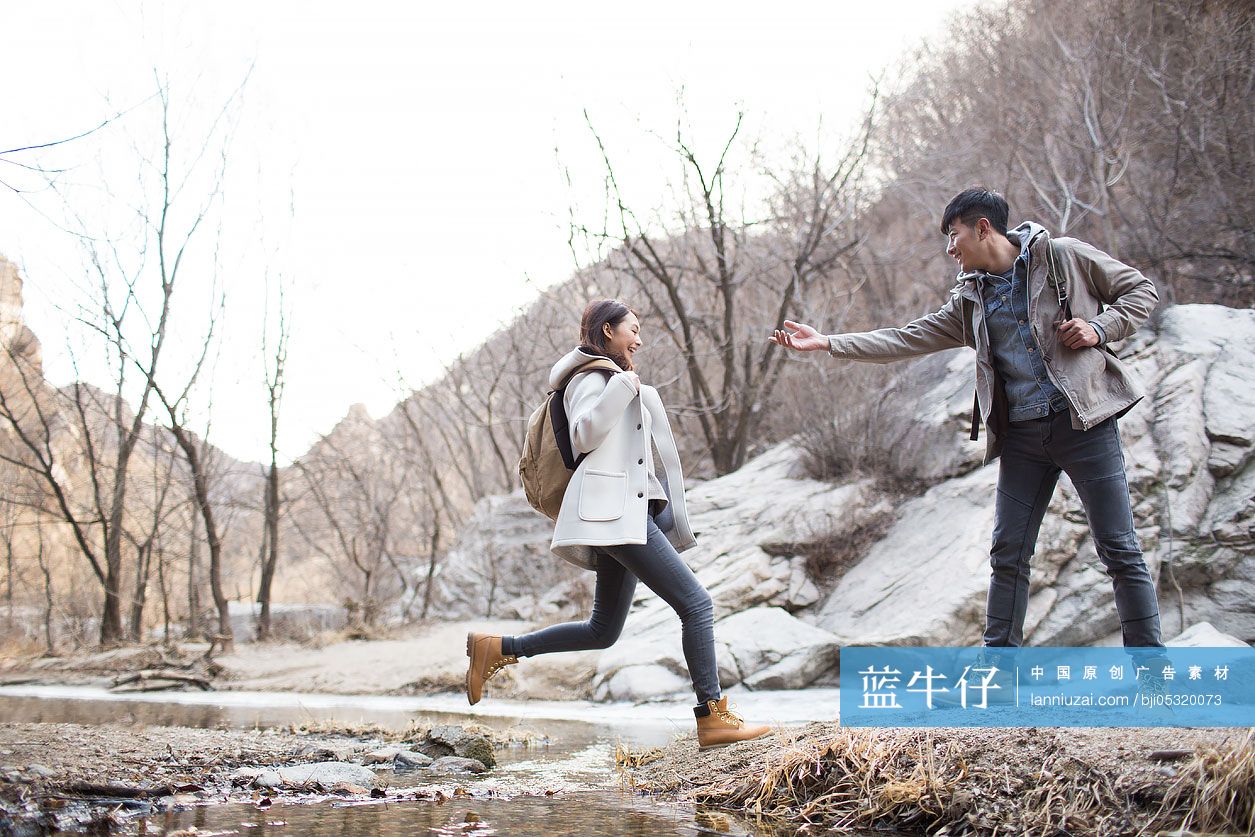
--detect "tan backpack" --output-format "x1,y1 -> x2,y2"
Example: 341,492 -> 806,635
518,358 -> 621,520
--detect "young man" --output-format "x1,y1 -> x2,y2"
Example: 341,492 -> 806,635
771,188 -> 1164,649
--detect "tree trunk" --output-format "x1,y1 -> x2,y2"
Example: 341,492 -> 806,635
420,516 -> 440,620
129,543 -> 152,641
256,462 -> 280,640
172,429 -> 232,652
157,547 -> 171,643
4,538 -> 12,631
187,510 -> 202,639
37,531 -> 53,654
99,562 -> 125,647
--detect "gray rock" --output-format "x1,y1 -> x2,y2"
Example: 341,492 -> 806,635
433,494 -> 586,622
26,764 -> 54,778
1167,622 -> 1250,648
428,756 -> 486,774
803,466 -> 999,645
258,761 -> 378,789
717,607 -> 837,691
393,750 -> 433,769
423,725 -> 495,769
361,747 -> 404,765
594,662 -> 689,703
254,769 -> 283,789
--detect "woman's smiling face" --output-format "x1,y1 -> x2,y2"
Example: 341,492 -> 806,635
604,311 -> 642,364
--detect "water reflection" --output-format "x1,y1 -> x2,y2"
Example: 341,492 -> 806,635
0,687 -> 684,749
2,688 -> 878,836
139,793 -> 786,836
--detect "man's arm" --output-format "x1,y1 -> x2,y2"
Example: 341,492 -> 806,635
1060,238 -> 1159,344
824,291 -> 968,363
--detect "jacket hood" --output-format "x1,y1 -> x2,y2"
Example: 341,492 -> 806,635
549,347 -> 621,390
954,220 -> 1052,292
1007,221 -> 1049,257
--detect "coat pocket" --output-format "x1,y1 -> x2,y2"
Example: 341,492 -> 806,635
578,469 -> 628,522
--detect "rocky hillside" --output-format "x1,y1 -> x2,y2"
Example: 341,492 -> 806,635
433,304 -> 1254,701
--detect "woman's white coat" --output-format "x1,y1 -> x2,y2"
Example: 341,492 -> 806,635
548,348 -> 697,569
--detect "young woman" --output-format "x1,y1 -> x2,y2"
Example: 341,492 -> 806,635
466,299 -> 770,749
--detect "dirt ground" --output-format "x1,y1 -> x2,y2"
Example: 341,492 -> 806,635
0,718 -> 559,833
0,619 -> 600,701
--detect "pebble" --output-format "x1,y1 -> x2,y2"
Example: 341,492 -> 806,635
429,756 -> 487,774
27,764 -> 55,778
393,750 -> 433,769
362,747 -> 403,764
254,769 -> 284,789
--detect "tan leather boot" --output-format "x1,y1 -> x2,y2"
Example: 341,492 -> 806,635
695,696 -> 770,749
465,632 -> 517,706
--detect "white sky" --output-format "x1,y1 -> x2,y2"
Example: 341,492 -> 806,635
0,1 -> 962,465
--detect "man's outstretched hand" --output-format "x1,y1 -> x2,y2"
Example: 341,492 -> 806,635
770,320 -> 828,352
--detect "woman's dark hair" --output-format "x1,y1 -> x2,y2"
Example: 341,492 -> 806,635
940,187 -> 1009,236
579,299 -> 637,371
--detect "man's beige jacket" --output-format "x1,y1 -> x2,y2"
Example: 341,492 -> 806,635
827,222 -> 1159,463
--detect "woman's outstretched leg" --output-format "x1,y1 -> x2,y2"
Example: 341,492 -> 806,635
503,553 -> 635,656
466,552 -> 634,704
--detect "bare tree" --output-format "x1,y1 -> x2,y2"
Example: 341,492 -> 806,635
122,430 -> 182,640
256,270 -> 291,640
0,72 -> 245,646
574,104 -> 875,474
292,425 -> 411,629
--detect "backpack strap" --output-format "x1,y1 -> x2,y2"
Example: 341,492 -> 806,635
1044,238 -> 1073,321
554,358 -> 620,392
551,359 -> 621,470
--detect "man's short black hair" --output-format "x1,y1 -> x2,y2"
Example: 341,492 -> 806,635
940,188 -> 1009,236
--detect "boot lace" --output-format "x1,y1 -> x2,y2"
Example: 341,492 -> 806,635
485,655 -> 518,681
711,701 -> 744,726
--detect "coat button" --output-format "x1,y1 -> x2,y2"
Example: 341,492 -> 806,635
637,492 -> 644,498
636,424 -> 642,430
637,458 -> 644,464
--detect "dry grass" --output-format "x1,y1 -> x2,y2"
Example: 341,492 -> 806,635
613,742 -> 665,769
620,723 -> 1254,835
1151,729 -> 1254,835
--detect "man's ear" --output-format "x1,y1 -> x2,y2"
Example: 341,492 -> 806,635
976,217 -> 991,241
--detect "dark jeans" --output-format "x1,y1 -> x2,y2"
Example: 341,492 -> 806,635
985,411 -> 1164,648
502,517 -> 720,704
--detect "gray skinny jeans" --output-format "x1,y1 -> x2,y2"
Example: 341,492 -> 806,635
984,410 -> 1164,647
502,515 -> 720,704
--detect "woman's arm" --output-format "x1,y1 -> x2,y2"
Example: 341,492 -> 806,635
565,370 -> 639,454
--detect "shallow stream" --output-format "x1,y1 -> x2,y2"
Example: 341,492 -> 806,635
0,685 -> 849,835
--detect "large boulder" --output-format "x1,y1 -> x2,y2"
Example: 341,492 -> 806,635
802,466 -> 1001,645
433,493 -> 588,621
1167,621 -> 1249,648
591,606 -> 839,701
